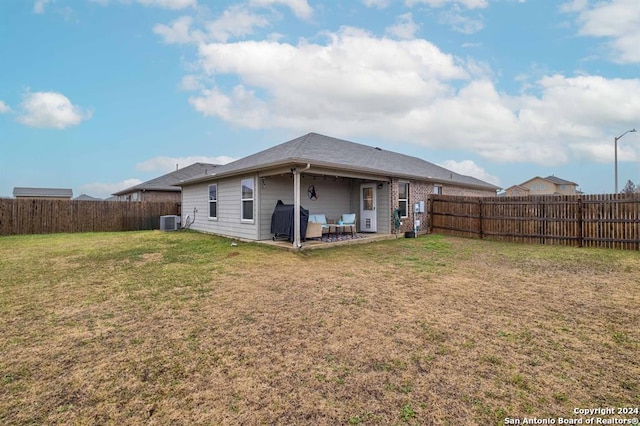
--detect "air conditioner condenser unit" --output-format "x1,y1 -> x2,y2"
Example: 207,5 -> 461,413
160,215 -> 180,231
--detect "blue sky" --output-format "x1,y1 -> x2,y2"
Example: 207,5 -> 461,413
1,0 -> 639,198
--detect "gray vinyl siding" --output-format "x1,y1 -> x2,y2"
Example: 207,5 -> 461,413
182,174 -> 259,240
300,174 -> 352,222
258,175 -> 293,240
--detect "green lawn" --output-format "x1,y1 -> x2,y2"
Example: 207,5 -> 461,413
0,231 -> 638,425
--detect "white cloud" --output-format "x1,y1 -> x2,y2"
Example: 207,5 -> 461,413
137,0 -> 196,9
385,13 -> 420,40
249,0 -> 313,19
91,0 -> 196,9
179,75 -> 203,91
154,7 -> 270,44
437,5 -> 484,34
439,160 -> 501,185
405,0 -> 488,9
33,0 -> 52,14
154,16 -> 200,44
206,5 -> 270,42
78,178 -> 143,199
17,91 -> 92,129
0,101 -> 10,113
136,156 -> 236,173
362,0 -> 391,8
192,27 -> 468,123
563,0 -> 640,64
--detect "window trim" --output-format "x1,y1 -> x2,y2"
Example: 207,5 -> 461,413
433,185 -> 443,195
398,182 -> 409,218
208,183 -> 218,220
241,178 -> 254,222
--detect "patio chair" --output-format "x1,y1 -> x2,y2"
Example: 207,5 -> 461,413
340,213 -> 357,236
309,214 -> 331,234
305,221 -> 323,240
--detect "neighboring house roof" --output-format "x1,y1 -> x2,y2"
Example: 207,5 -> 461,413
112,162 -> 218,196
504,185 -> 530,192
542,175 -> 577,186
180,133 -> 500,191
74,194 -> 102,201
520,175 -> 577,187
13,187 -> 73,198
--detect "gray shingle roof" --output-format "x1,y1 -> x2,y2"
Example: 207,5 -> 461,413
543,175 -> 577,186
181,133 -> 499,190
13,187 -> 73,198
112,162 -> 218,196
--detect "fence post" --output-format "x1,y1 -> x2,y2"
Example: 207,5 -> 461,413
577,196 -> 583,248
478,198 -> 483,239
428,195 -> 435,234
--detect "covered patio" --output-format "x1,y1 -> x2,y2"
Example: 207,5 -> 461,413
258,167 -> 393,248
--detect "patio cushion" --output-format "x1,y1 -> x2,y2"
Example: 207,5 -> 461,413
309,214 -> 328,225
341,213 -> 356,225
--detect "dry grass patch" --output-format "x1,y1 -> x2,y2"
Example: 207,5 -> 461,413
0,231 -> 638,425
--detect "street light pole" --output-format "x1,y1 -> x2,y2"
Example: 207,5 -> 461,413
614,128 -> 637,193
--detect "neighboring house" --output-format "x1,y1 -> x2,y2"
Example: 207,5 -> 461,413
178,132 -> 500,246
502,185 -> 530,197
13,187 -> 73,200
505,175 -> 579,196
74,194 -> 103,201
112,162 -> 217,202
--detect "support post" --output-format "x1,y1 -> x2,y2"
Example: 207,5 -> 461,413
293,168 -> 301,248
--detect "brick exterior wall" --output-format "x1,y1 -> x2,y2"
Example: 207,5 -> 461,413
389,178 -> 496,235
118,190 -> 181,202
141,191 -> 181,203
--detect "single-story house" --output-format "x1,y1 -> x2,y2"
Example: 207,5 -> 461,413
178,133 -> 500,247
503,175 -> 579,196
112,162 -> 218,202
13,187 -> 73,200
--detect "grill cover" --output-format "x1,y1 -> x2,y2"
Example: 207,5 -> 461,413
271,200 -> 309,241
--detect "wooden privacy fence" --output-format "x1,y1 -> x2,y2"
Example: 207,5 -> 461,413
429,194 -> 640,250
0,199 -> 180,236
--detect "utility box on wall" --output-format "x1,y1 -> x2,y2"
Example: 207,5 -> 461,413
414,200 -> 425,213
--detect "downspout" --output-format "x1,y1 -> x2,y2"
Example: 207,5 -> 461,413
293,163 -> 311,248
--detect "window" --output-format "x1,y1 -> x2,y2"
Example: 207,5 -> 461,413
540,183 -> 545,190
398,182 -> 409,218
241,178 -> 254,221
433,185 -> 442,195
531,184 -> 538,190
560,184 -> 566,190
208,184 -> 217,219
